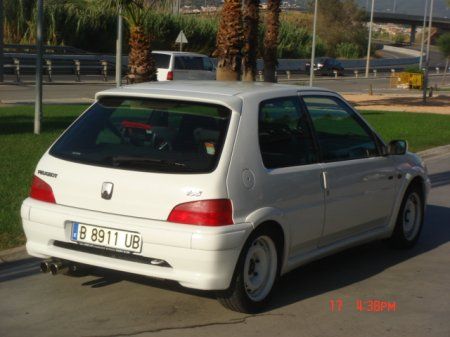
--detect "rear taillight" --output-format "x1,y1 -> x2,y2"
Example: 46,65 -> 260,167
167,199 -> 233,226
30,175 -> 56,203
167,71 -> 174,80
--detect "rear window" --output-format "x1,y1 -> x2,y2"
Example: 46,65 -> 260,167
50,97 -> 231,173
174,56 -> 212,70
153,53 -> 171,69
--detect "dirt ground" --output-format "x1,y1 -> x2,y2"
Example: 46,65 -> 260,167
343,93 -> 450,114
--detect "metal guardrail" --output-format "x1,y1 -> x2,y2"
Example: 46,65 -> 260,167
0,50 -> 427,83
4,44 -> 88,55
2,54 -> 120,82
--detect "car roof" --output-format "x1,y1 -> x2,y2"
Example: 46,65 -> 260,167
95,81 -> 334,112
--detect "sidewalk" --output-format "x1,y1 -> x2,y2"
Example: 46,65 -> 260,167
344,92 -> 450,114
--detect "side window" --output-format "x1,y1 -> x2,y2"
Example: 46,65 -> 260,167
258,97 -> 317,169
302,95 -> 379,162
175,56 -> 204,70
174,57 -> 185,70
202,57 -> 214,71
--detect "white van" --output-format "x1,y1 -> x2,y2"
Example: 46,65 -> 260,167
153,51 -> 216,81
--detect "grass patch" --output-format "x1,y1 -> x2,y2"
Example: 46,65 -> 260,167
0,105 -> 87,250
1,106 -> 450,250
361,111 -> 450,152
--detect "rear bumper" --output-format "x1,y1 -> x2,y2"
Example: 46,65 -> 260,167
21,198 -> 253,290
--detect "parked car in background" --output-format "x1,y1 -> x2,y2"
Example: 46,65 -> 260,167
305,58 -> 345,76
153,51 -> 216,81
22,81 -> 429,313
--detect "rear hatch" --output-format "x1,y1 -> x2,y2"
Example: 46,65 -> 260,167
153,52 -> 171,81
173,55 -> 215,80
41,96 -> 233,220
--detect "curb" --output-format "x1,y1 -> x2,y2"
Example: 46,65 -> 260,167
0,81 -> 116,86
418,144 -> 450,160
0,245 -> 28,264
0,98 -> 95,105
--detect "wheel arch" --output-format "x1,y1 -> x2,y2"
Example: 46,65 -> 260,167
408,175 -> 426,202
387,173 -> 428,234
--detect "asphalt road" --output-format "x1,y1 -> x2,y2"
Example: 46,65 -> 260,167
0,154 -> 449,337
0,74 -> 448,104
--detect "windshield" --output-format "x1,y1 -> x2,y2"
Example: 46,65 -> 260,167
50,97 -> 232,173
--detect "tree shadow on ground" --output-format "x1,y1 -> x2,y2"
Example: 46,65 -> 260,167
429,171 -> 450,189
67,203 -> 450,309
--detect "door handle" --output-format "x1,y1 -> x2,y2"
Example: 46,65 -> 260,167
322,171 -> 330,196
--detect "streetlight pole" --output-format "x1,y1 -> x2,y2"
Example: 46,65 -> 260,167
365,0 -> 375,78
115,5 -> 123,87
34,0 -> 43,135
0,0 -> 4,83
425,0 -> 434,66
309,0 -> 318,87
419,0 -> 429,69
423,0 -> 434,103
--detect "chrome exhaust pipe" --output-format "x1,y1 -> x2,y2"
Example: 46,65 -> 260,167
40,260 -> 52,273
49,260 -> 68,275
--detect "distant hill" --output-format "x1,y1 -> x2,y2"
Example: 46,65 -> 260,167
356,0 -> 450,18
195,1 -> 450,19
274,1 -> 450,19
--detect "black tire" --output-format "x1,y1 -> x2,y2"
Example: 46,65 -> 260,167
216,225 -> 282,313
389,184 -> 424,249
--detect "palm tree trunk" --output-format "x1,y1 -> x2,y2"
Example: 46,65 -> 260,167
128,25 -> 157,83
214,0 -> 243,81
242,0 -> 260,81
263,0 -> 280,83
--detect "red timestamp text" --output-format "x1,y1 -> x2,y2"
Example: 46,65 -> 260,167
329,299 -> 397,313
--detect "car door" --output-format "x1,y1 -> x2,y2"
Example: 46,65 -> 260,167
257,96 -> 325,256
301,93 -> 398,246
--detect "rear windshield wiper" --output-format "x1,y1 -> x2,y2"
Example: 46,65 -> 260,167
110,155 -> 187,169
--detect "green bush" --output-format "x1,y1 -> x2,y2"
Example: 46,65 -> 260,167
336,42 -> 362,59
404,66 -> 424,74
2,0 -> 362,59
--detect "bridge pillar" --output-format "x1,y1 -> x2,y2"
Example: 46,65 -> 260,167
410,24 -> 417,45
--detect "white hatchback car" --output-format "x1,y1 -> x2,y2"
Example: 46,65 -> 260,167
153,51 -> 216,81
22,81 -> 430,313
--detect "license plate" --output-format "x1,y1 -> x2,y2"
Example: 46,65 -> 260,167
71,223 -> 142,253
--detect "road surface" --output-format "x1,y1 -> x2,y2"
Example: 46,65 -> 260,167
0,74 -> 448,105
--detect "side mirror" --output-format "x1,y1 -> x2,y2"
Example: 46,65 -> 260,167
388,140 -> 408,155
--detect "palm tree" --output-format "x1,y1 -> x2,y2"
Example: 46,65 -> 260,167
105,0 -> 157,83
242,0 -> 260,81
263,0 -> 280,83
214,0 -> 243,81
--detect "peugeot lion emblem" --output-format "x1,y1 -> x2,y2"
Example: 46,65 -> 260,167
101,182 -> 114,200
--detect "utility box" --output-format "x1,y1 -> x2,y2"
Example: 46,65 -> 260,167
391,72 -> 424,90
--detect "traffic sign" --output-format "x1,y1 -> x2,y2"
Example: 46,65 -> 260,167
175,30 -> 188,51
